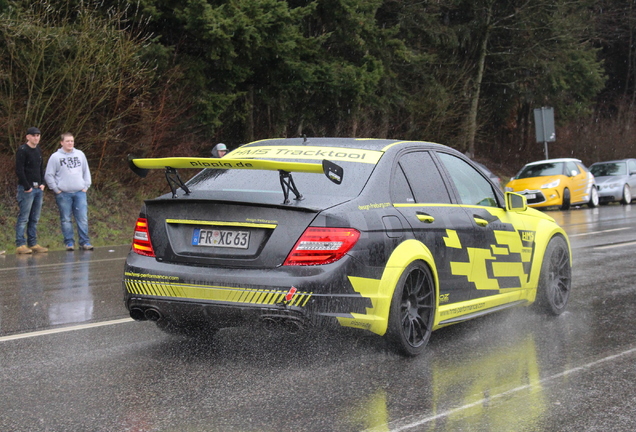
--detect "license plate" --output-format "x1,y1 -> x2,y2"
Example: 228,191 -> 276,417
192,228 -> 250,249
524,193 -> 536,199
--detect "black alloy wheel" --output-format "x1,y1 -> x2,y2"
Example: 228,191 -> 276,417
386,261 -> 436,356
535,236 -> 571,315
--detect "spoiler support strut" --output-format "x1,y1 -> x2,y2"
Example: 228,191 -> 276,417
165,167 -> 191,198
279,170 -> 303,204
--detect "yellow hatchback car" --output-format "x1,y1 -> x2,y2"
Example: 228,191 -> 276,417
506,158 -> 598,210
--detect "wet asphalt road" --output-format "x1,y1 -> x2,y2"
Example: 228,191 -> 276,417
1,204 -> 636,431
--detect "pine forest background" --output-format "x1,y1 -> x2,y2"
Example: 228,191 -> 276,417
0,0 -> 634,249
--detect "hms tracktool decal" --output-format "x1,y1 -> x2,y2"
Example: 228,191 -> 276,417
230,146 -> 382,163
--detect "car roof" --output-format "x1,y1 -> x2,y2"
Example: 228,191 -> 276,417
590,159 -> 635,164
175,137 -> 483,209
240,137 -> 450,152
523,158 -> 582,166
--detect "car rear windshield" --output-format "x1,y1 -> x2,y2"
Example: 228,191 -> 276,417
517,162 -> 564,178
186,159 -> 377,199
591,163 -> 626,177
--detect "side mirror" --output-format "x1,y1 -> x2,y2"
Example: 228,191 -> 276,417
505,192 -> 527,212
570,170 -> 578,176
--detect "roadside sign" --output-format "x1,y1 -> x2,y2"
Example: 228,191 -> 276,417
534,107 -> 555,159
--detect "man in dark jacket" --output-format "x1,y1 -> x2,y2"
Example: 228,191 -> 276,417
15,127 -> 48,254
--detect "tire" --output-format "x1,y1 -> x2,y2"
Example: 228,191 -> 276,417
534,236 -> 571,315
588,186 -> 599,208
621,184 -> 632,205
385,261 -> 436,356
156,318 -> 218,340
560,188 -> 571,210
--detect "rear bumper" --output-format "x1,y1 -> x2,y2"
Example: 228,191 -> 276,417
126,296 -> 318,329
123,252 -> 376,329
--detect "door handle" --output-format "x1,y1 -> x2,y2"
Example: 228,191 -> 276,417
416,214 -> 435,224
473,217 -> 489,227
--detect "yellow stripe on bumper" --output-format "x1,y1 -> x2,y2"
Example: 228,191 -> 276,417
124,279 -> 312,307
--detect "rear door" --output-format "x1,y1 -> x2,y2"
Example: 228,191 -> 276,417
392,150 -> 477,304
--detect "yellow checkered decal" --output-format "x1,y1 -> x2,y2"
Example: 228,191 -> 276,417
124,278 -> 312,307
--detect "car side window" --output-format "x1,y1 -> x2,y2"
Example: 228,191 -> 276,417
437,153 -> 498,207
629,160 -> 636,174
390,164 -> 416,203
566,162 -> 580,176
397,151 -> 452,204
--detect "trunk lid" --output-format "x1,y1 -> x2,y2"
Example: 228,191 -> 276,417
144,199 -> 319,268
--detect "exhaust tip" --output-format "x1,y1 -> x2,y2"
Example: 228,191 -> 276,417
144,308 -> 162,321
260,315 -> 306,334
130,308 -> 147,321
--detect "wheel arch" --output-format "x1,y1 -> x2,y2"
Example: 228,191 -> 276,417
527,228 -> 572,302
345,239 -> 439,336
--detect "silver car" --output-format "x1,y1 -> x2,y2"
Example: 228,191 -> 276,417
589,159 -> 636,204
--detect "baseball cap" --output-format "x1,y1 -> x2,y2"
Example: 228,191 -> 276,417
211,143 -> 228,157
26,127 -> 41,135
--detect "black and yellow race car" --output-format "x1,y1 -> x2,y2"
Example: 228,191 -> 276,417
123,138 -> 572,356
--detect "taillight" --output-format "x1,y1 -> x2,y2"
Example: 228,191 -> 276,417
132,218 -> 155,257
283,227 -> 360,266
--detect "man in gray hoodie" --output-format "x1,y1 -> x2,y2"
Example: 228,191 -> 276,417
45,132 -> 93,251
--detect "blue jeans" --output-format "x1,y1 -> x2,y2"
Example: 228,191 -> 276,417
15,186 -> 43,247
55,191 -> 90,247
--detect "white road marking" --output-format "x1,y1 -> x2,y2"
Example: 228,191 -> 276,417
569,227 -> 630,237
593,241 -> 636,250
367,346 -> 636,432
0,318 -> 134,342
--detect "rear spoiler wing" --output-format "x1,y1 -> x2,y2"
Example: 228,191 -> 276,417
128,156 -> 344,202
